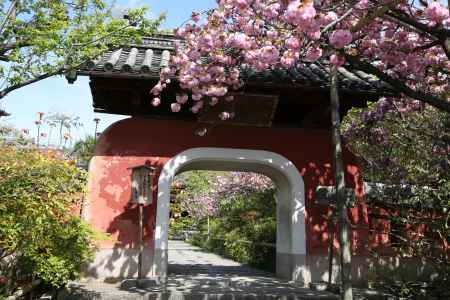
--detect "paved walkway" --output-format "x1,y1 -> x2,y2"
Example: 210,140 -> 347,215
61,241 -> 393,299
168,240 -> 271,277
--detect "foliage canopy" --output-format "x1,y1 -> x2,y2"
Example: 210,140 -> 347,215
0,145 -> 97,298
0,0 -> 163,99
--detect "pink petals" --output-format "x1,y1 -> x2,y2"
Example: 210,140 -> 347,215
151,98 -> 161,107
329,30 -> 353,49
171,103 -> 181,112
285,0 -> 316,26
305,47 -> 323,62
151,0 -> 448,119
425,2 -> 449,23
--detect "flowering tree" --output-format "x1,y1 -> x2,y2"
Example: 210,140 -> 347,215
342,101 -> 450,298
151,0 -> 449,114
0,123 -> 31,145
175,171 -> 273,220
152,1 -> 449,298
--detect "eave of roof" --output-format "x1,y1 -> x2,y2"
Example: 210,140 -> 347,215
77,35 -> 393,95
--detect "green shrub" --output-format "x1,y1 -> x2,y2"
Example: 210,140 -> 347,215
0,146 -> 98,298
169,217 -> 195,239
191,190 -> 277,272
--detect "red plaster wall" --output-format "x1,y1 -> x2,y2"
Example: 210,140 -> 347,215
87,117 -> 373,255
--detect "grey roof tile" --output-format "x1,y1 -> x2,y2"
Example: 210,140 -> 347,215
78,35 -> 391,93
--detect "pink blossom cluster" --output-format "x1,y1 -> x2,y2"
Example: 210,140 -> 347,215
177,172 -> 274,219
343,96 -> 426,141
425,1 -> 449,24
213,171 -> 274,200
151,0 -> 449,117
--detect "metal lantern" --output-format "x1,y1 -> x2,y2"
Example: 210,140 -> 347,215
129,164 -> 155,205
128,163 -> 155,279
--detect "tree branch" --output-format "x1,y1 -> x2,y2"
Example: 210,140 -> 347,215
0,67 -> 64,100
385,9 -> 450,39
351,1 -> 401,33
0,0 -> 17,35
0,41 -> 31,57
345,55 -> 450,113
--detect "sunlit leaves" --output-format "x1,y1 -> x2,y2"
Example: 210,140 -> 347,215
0,145 -> 97,297
0,0 -> 163,97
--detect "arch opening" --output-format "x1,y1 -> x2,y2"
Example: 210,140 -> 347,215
152,147 -> 310,285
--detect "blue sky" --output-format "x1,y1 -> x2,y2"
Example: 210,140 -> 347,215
0,0 -> 216,145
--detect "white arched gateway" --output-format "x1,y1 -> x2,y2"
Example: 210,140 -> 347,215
152,147 -> 310,285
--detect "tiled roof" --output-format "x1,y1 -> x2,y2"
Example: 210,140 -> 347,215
78,35 -> 390,93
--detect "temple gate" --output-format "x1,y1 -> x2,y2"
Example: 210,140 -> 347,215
73,35 -> 390,286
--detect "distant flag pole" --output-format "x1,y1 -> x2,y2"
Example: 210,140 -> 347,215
93,118 -> 101,143
35,112 -> 44,147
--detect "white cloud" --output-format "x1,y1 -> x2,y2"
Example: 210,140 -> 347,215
111,0 -> 153,19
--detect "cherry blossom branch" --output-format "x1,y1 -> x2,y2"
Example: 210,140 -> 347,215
345,54 -> 450,113
386,9 -> 450,38
351,1 -> 401,33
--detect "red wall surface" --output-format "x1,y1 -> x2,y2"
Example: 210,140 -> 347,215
87,117 -> 377,255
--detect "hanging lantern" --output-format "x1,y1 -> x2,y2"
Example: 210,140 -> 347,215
129,164 -> 156,205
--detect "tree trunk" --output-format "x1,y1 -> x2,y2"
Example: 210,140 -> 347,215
330,66 -> 353,300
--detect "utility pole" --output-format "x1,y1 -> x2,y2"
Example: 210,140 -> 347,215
330,66 -> 353,300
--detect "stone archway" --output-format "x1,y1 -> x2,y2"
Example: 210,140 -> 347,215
152,147 -> 310,285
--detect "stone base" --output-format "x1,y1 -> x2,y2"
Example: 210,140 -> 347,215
82,247 -> 439,288
120,279 -> 158,289
83,247 -> 154,281
276,252 -> 310,286
305,254 -> 440,286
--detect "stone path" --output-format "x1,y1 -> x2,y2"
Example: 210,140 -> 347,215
168,240 -> 271,277
61,241 -> 393,300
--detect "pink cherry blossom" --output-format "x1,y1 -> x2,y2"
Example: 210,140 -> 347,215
285,37 -> 300,50
355,0 -> 370,10
210,97 -> 219,106
329,30 -> 353,49
151,0 -> 449,116
176,94 -> 189,104
225,95 -> 234,102
229,32 -> 252,49
304,47 -> 323,62
191,11 -> 200,23
285,0 -> 316,26
425,2 -> 449,23
151,98 -> 161,106
330,54 -> 346,67
171,103 -> 181,112
219,111 -> 231,120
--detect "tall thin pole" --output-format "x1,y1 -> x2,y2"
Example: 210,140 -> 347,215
330,66 -> 353,300
207,216 -> 210,241
36,122 -> 40,147
138,203 -> 144,279
93,118 -> 100,143
327,214 -> 335,286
